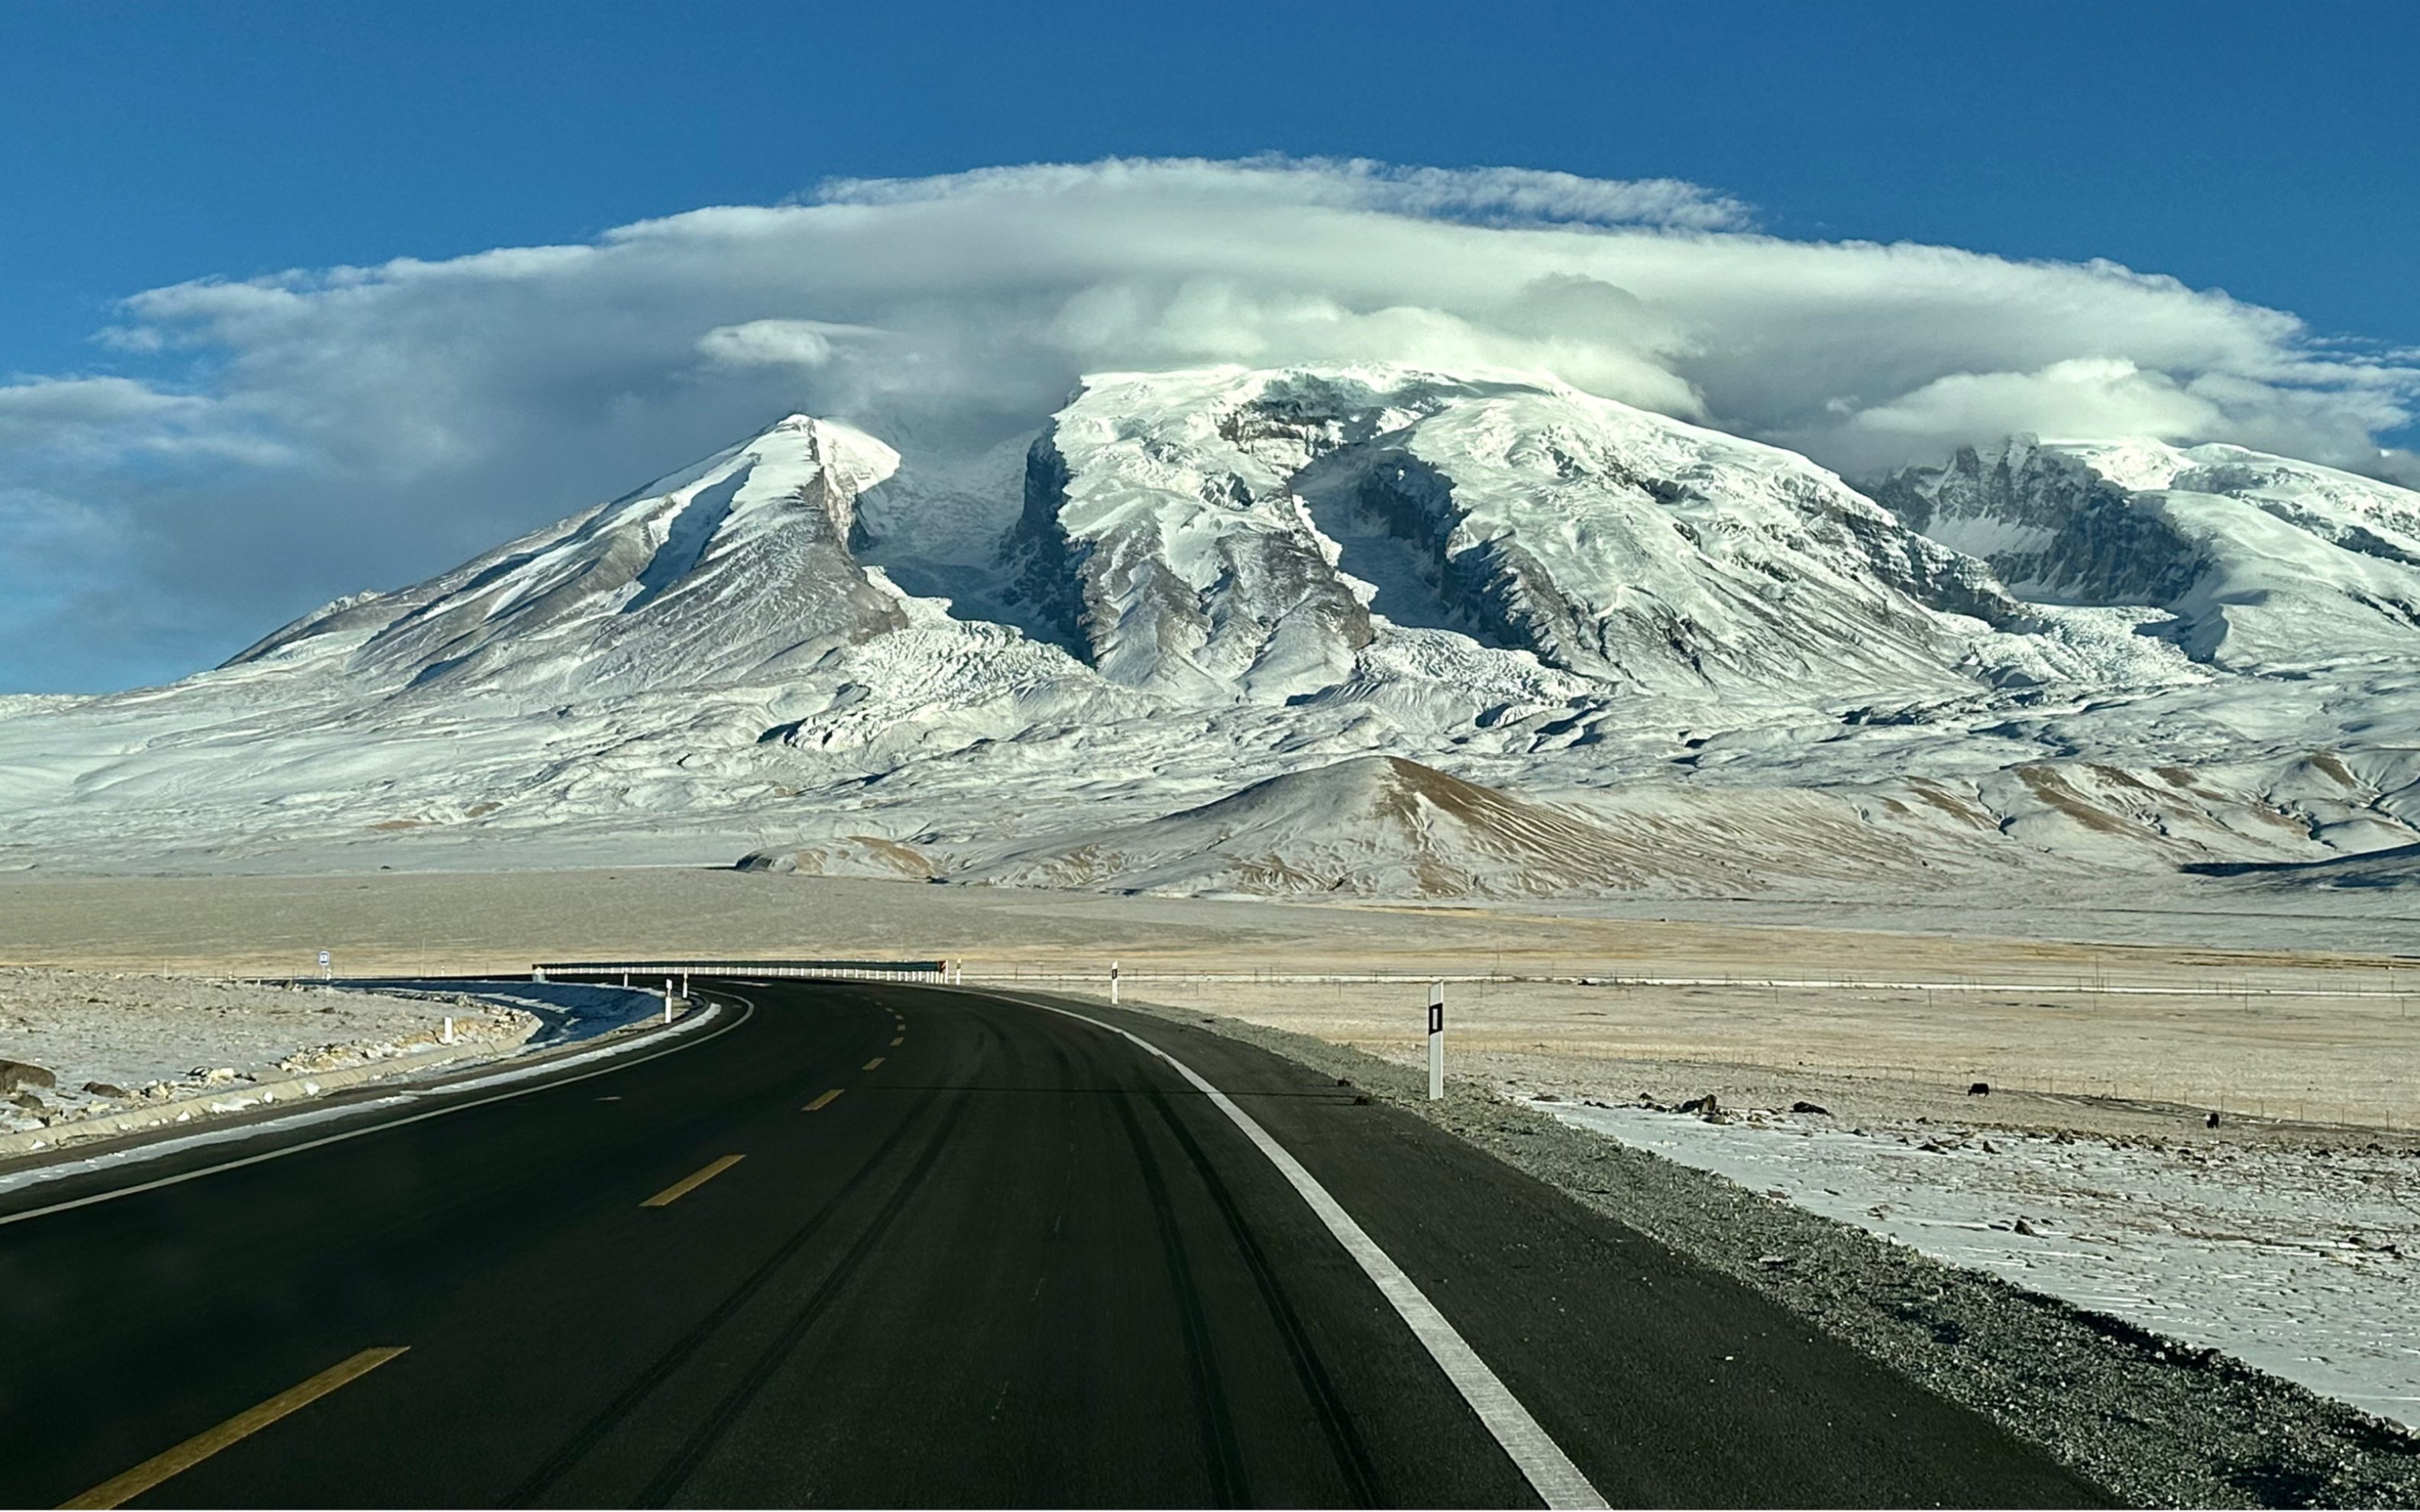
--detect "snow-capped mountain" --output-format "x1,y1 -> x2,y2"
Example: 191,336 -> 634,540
229,415 -> 916,701
5,364 -> 2419,903
1008,369 -> 2014,701
1873,437 -> 2420,672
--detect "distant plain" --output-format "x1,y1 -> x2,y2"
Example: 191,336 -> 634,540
5,867 -> 2412,1138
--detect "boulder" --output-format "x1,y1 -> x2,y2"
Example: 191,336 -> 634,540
0,1060 -> 56,1093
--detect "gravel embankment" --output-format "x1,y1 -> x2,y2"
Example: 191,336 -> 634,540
1125,997 -> 2420,1509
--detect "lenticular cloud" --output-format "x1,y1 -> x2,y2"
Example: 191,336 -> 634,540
4,156 -> 2417,690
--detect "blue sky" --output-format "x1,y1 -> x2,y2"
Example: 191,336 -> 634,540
2,0 -> 2415,691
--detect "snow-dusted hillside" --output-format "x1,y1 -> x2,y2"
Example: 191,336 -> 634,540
969,756 -> 1653,897
961,754 -> 2033,900
5,366 -> 2419,902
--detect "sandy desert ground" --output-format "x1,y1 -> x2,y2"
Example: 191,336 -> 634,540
2,867 -> 2412,1137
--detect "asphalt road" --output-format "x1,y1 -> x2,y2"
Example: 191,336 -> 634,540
0,981 -> 2111,1507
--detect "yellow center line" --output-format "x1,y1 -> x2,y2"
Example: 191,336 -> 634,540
889,1036 -> 904,1047
640,1154 -> 744,1208
862,1056 -> 885,1071
61,1346 -> 409,1510
803,1089 -> 843,1112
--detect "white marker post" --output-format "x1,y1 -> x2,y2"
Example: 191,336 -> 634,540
319,948 -> 332,984
664,977 -> 675,1025
1428,981 -> 1445,1100
1110,961 -> 1121,1006
442,1016 -> 455,1045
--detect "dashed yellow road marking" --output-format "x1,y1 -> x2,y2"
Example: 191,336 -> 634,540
641,1155 -> 744,1207
803,1089 -> 843,1112
60,1346 -> 409,1509
889,1036 -> 904,1047
862,1057 -> 885,1071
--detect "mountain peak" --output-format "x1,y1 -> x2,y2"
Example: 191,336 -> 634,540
222,409 -> 908,693
731,413 -> 899,493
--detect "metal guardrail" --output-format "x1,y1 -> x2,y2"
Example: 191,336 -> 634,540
533,958 -> 956,984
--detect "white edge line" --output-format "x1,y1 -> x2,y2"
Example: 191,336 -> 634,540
0,995 -> 753,1227
1007,993 -> 1610,1511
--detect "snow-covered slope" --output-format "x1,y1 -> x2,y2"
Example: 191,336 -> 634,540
1875,438 -> 2420,672
1008,368 -> 2014,700
231,415 -> 915,702
5,368 -> 2420,903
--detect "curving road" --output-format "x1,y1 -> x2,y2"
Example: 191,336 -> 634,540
0,981 -> 2108,1507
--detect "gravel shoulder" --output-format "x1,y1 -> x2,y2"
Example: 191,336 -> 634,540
1115,991 -> 2420,1510
1529,1094 -> 2420,1434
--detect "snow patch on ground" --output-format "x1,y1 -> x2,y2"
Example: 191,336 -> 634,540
346,979 -> 673,1046
0,970 -> 675,1145
0,969 -> 530,1137
1532,1097 -> 2420,1430
0,992 -> 720,1205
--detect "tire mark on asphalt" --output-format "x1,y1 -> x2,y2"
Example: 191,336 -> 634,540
503,1011 -> 981,1507
1000,990 -> 1609,1510
1109,1072 -> 1253,1507
1145,1084 -> 1384,1507
632,1015 -> 998,1507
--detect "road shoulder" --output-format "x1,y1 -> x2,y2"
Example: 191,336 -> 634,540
1098,990 -> 2420,1509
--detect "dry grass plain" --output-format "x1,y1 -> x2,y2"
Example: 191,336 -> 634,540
2,867 -> 2415,1138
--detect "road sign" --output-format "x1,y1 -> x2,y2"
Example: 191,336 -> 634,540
319,949 -> 332,982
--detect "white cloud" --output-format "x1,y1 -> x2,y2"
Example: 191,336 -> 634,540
696,318 -> 883,369
815,156 -> 1758,231
2,155 -> 2415,689
1833,358 -> 2222,461
0,376 -> 290,469
0,376 -> 199,441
